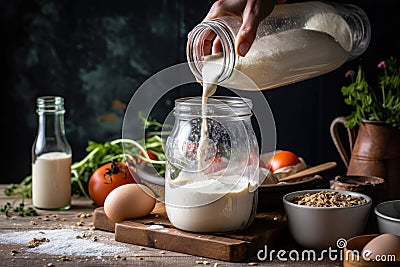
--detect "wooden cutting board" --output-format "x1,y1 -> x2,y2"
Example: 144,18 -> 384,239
93,202 -> 288,262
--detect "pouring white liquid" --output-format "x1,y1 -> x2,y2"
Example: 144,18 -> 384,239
186,9 -> 355,91
197,58 -> 220,170
165,56 -> 256,233
166,11 -> 353,232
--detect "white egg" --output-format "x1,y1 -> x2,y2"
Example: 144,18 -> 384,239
104,184 -> 156,223
362,234 -> 400,261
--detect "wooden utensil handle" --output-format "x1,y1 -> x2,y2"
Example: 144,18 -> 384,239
278,162 -> 337,182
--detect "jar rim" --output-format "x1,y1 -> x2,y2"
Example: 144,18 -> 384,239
176,95 -> 251,105
37,95 -> 64,104
174,96 -> 253,117
36,96 -> 65,114
186,18 -> 236,84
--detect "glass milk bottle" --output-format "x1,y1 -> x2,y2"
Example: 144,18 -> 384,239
187,1 -> 371,90
165,96 -> 259,233
32,96 -> 72,210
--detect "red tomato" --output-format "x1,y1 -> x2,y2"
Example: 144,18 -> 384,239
88,161 -> 136,207
266,150 -> 301,172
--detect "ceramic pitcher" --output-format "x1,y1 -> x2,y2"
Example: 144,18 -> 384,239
330,116 -> 400,200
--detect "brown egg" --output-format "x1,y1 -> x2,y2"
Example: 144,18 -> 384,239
361,234 -> 400,261
104,183 -> 156,223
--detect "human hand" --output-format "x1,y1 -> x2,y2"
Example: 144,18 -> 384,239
204,0 -> 286,56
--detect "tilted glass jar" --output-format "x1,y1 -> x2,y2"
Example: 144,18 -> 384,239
32,96 -> 72,210
187,1 -> 371,90
165,96 -> 259,233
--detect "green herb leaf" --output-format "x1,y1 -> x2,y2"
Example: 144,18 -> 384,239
341,57 -> 400,131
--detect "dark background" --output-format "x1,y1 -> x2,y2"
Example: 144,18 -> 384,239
1,0 -> 398,185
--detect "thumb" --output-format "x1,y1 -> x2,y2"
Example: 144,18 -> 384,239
235,24 -> 257,57
235,11 -> 265,56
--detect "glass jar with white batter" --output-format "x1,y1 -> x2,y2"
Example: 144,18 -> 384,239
187,1 -> 370,90
165,96 -> 259,233
32,96 -> 72,210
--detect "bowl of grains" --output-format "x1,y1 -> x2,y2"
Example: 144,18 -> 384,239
283,189 -> 372,249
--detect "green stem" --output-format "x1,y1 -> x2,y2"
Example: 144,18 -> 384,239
112,138 -> 166,164
71,147 -> 101,169
71,176 -> 91,199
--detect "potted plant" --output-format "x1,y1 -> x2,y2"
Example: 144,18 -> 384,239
330,56 -> 400,200
341,56 -> 400,130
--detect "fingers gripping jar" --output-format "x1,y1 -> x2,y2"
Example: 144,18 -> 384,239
187,1 -> 371,90
165,96 -> 259,233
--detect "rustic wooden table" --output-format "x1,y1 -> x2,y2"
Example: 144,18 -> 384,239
0,184 -> 342,267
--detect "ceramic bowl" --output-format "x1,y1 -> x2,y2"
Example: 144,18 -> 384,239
374,200 -> 400,235
283,189 -> 372,249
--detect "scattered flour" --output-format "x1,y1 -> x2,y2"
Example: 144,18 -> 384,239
0,229 -> 129,257
146,224 -> 169,233
146,224 -> 164,230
